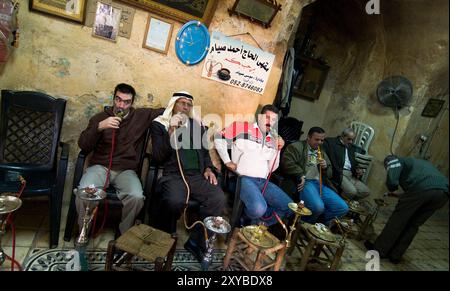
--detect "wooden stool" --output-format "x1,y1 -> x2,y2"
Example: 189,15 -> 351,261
105,224 -> 177,271
223,227 -> 286,271
294,223 -> 345,271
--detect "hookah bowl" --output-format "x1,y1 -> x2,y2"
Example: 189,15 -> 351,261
74,187 -> 106,247
201,216 -> 231,271
0,195 -> 22,266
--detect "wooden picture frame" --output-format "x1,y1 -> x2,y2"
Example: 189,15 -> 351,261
292,56 -> 330,101
142,15 -> 173,54
228,0 -> 282,28
421,98 -> 446,118
29,0 -> 87,23
118,0 -> 218,26
92,2 -> 122,42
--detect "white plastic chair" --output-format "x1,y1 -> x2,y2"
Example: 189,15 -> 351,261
351,121 -> 375,153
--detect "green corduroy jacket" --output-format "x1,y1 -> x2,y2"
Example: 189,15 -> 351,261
280,140 -> 334,198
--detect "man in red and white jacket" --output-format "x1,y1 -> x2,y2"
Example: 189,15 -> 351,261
214,105 -> 293,226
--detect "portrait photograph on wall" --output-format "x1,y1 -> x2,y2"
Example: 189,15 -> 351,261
92,2 -> 122,42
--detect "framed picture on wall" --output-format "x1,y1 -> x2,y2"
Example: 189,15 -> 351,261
421,98 -> 446,117
143,15 -> 174,54
228,0 -> 282,28
30,0 -> 87,23
292,56 -> 330,101
92,2 -> 122,42
117,0 -> 218,26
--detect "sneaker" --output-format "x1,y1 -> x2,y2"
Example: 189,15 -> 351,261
364,240 -> 375,250
184,239 -> 204,264
389,257 -> 402,264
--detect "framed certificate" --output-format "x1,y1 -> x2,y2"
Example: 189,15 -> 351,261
143,15 -> 174,54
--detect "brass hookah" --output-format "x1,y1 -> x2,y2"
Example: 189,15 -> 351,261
332,217 -> 351,245
0,176 -> 25,269
317,145 -> 323,197
284,200 -> 312,248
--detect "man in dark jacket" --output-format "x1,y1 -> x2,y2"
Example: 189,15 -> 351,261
76,83 -> 164,235
151,91 -> 225,263
365,155 -> 449,264
323,128 -> 370,200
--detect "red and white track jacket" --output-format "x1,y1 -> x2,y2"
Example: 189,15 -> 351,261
214,122 -> 279,179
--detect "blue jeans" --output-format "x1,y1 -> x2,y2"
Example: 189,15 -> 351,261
240,176 -> 293,226
299,179 -> 349,226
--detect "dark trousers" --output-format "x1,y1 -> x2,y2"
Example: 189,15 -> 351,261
375,189 -> 448,260
158,172 -> 226,245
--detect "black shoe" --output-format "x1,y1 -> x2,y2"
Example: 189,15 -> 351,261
184,239 -> 205,264
364,240 -> 375,250
389,257 -> 402,264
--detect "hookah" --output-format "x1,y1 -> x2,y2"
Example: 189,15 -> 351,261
72,108 -> 125,270
0,176 -> 26,271
205,58 -> 222,78
332,217 -> 351,244
173,123 -> 231,271
283,200 -> 312,248
317,145 -> 323,197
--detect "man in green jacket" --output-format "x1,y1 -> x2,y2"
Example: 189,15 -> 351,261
281,127 -> 349,226
365,155 -> 449,264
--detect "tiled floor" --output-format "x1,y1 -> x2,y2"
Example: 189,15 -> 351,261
1,195 -> 448,271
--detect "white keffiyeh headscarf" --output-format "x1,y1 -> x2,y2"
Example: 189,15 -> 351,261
154,91 -> 199,131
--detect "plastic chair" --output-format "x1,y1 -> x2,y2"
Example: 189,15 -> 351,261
0,90 -> 69,248
350,121 -> 375,153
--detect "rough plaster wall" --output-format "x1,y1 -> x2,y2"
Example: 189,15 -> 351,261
0,0 -> 309,219
289,0 -> 448,198
363,0 -> 449,194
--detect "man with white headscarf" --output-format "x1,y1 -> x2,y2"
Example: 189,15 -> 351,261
150,91 -> 225,263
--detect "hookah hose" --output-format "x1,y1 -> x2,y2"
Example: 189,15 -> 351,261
259,145 -> 287,232
91,128 -> 116,238
5,176 -> 26,271
173,128 -> 208,243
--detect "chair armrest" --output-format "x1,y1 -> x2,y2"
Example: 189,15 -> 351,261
59,141 -> 70,160
55,142 -> 70,198
72,150 -> 92,189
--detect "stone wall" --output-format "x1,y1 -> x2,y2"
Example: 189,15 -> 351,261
289,0 -> 449,197
0,0 -> 310,208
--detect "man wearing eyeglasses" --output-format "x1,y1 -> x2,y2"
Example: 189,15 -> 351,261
76,83 -> 164,235
322,127 -> 370,200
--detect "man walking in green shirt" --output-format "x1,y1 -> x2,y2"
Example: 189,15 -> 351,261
365,155 -> 448,264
